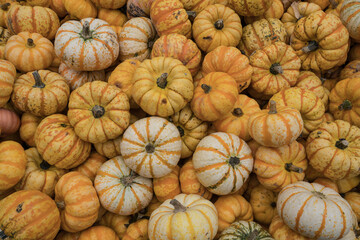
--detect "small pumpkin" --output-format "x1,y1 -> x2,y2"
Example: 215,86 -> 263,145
269,215 -> 312,240
126,0 -> 154,18
0,108 -> 20,136
219,221 -> 274,240
336,175 -> 360,193
90,0 -> 126,9
49,0 -> 67,17
0,59 -> 16,107
313,177 -> 339,193
0,2 -> 19,28
19,113 -> 42,147
99,212 -> 130,239
94,136 -> 122,159
243,0 -> 284,24
340,0 -> 360,42
78,226 -> 119,240
74,152 -> 107,182
62,0 -> 97,19
230,0 -> 272,16
250,185 -> 277,225
344,192 -> 360,222
153,165 -> 181,202
123,218 -> 149,240
0,27 -> 12,59
340,60 -> 360,80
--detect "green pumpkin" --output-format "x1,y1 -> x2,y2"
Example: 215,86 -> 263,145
219,221 -> 274,240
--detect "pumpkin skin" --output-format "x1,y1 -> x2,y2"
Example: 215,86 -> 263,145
123,218 -> 149,240
168,104 -> 208,159
55,18 -> 119,71
0,108 -> 20,136
230,0 -> 272,16
0,190 -> 60,240
99,212 -> 130,239
94,136 -> 122,159
63,0 -> 97,20
49,0 -> 67,17
6,5 -> 59,40
0,59 -> 15,107
277,181 -> 354,240
16,148 -> 67,197
313,177 -> 339,192
340,0 -> 360,42
78,226 -> 119,240
74,152 -> 107,182
126,0 -> 154,18
0,2 -> 19,28
131,57 -> 194,117
269,215 -> 312,240
202,46 -> 253,93
120,117 -> 182,178
192,4 -> 242,53
345,192 -> 360,221
11,70 -> 70,117
55,172 -> 100,233
179,0 -> 215,12
193,132 -> 254,195
0,27 -> 11,59
336,176 -> 360,193
98,8 -> 128,26
250,185 -> 277,225
19,112 -> 42,146
5,31 -> 54,72
238,18 -> 288,56
243,0 -> 284,24
219,221 -> 274,240
55,231 -> 81,240
35,114 -> 91,169
90,0 -> 125,9
290,10 -> 349,72
248,100 -> 303,148
153,165 -> 181,202
151,33 -> 202,77
340,60 -> 360,80
148,193 -> 218,240
349,44 -> 360,61
0,141 -> 26,191
67,81 -> 130,144
150,0 -> 192,38
191,72 -> 238,122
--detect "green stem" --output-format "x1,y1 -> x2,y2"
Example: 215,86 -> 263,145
201,84 -> 211,94
338,100 -> 352,111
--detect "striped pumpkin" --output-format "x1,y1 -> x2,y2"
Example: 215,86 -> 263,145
219,221 -> 274,240
0,141 -> 26,191
58,62 -> 106,91
74,152 -> 107,182
79,226 -> 119,240
179,0 -> 215,13
55,18 -> 119,71
244,0 -> 284,24
340,0 -> 360,42
19,113 -> 42,147
94,136 -> 122,159
0,2 -> 19,28
269,215 -> 311,240
153,166 -> 181,202
0,59 -> 15,107
230,0 -> 272,16
119,17 -> 156,61
120,117 -> 182,178
277,181 -> 354,239
313,177 -> 339,193
192,132 -> 253,195
49,0 -> 67,17
55,172 -> 100,233
0,190 -> 60,240
99,212 -> 130,239
94,156 -> 153,215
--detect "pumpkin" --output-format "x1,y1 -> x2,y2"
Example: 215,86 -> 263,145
62,0 -> 97,19
148,193 -> 218,240
126,0 -> 154,18
313,177 -> 339,192
34,114 -> 91,169
49,0 -> 67,17
110,25 -> 122,40
277,181 -> 354,239
349,43 -> 360,61
192,132 -> 253,195
78,226 -> 118,240
230,0 -> 272,16
254,140 -> 308,192
94,136 -> 122,159
178,0 -> 215,13
336,175 -> 360,193
58,63 -> 106,91
0,2 -> 19,28
120,116 -> 182,178
192,4 -> 242,53
215,194 -> 253,233
99,212 -> 130,239
132,57 -> 193,117
55,172 -> 100,232
119,17 -> 156,62
340,0 -> 360,42
6,5 -> 59,40
307,0 -> 330,9
123,218 -> 149,240
191,72 -> 238,121
150,0 -> 192,38
290,10 -> 349,72
238,18 -> 288,56
5,31 -> 54,72
97,9 -> 126,28
16,147 -> 67,197
11,70 -> 70,117
90,0 -> 125,9
74,152 -> 107,182
269,215 -> 312,240
0,190 -> 60,240
340,60 -> 360,80
0,27 -> 12,59
326,0 -> 343,17
345,192 -> 360,221
19,112 -> 42,146
168,104 -> 208,159
0,141 -> 26,191
219,221 -> 274,240
202,46 -> 253,93
248,100 -> 303,147
94,156 -> 153,215
55,231 -> 81,240
213,94 -> 261,141
250,185 -> 277,225
153,166 -> 181,202
67,81 -> 130,144
0,59 -> 15,107
179,159 -> 212,200
0,108 -> 20,136
249,42 -> 301,97
151,33 -> 202,77
243,0 -> 284,24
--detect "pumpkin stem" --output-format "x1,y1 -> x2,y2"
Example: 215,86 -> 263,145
91,105 -> 105,118
148,40 -> 154,49
214,19 -> 224,30
56,201 -> 65,210
32,71 -> 45,88
232,108 -> 244,117
335,138 -> 349,149
270,63 -> 283,75
0,3 -> 10,11
81,21 -> 92,40
271,202 -> 276,208
247,229 -> 260,240
145,143 -> 155,153
201,84 -> 211,94
26,38 -> 35,48
268,100 -> 278,114
170,199 -> 187,213
285,163 -> 303,173
312,191 -> 326,199
302,40 -> 319,53
177,126 -> 185,137
291,1 -> 302,19
157,73 -> 168,89
229,156 -> 240,168
354,228 -> 360,238
338,100 -> 352,111
40,160 -> 51,170
329,0 -> 338,8
186,11 -> 196,21
0,229 -> 8,240
120,171 -> 138,187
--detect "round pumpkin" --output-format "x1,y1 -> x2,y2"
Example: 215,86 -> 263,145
250,185 -> 277,225
340,60 -> 360,80
153,165 -> 181,202
123,218 -> 149,240
11,70 -> 70,117
67,80 -> 130,144
0,2 -> 19,28
230,0 -> 272,16
345,192 -> 360,222
74,152 -> 107,182
336,176 -> 360,193
93,136 -> 122,159
99,212 -> 130,239
313,177 -> 339,192
243,0 -> 284,24
126,0 -> 154,18
0,27 -> 12,59
78,226 -> 118,240
219,221 -> 274,240
131,57 -> 194,117
49,0 -> 67,17
19,113 -> 42,147
179,0 -> 215,13
120,116 -> 182,178
62,0 -> 97,20
55,172 -> 100,233
34,114 -> 91,169
90,0 -> 125,9
269,215 -> 312,240
0,108 -> 20,136
0,59 -> 16,107
340,0 -> 360,42
97,8 -> 127,26
148,193 -> 218,240
192,132 -> 254,195
0,190 -> 60,240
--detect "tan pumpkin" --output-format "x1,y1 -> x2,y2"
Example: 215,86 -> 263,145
62,0 -> 97,19
74,152 -> 107,182
340,60 -> 360,80
345,192 -> 360,222
99,212 -> 130,239
153,166 -> 181,202
336,176 -> 360,193
49,0 -> 67,17
243,0 -> 284,24
0,27 -> 12,59
192,4 -> 242,53
78,226 -> 118,240
230,0 -> 272,16
269,215 -> 312,240
340,0 -> 360,42
313,177 -> 340,192
94,136 -> 122,159
126,0 -> 154,18
35,114 -> 91,169
90,0 -> 125,9
202,46 -> 253,93
19,113 -> 42,147
55,172 -> 100,232
0,59 -> 16,107
250,185 -> 277,226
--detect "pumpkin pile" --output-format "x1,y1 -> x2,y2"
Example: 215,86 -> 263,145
1,0 -> 360,239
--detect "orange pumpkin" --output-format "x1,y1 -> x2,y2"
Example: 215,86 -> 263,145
93,136 -> 122,159
123,218 -> 149,240
269,215 -> 312,240
313,177 -> 339,192
97,8 -> 128,26
336,176 -> 360,193
0,2 -> 19,28
0,59 -> 16,107
74,152 -> 107,182
349,43 -> 360,61
62,0 -> 97,20
49,0 -> 67,17
0,108 -> 20,136
99,212 -> 130,239
55,231 -> 81,240
230,0 -> 272,16
345,192 -> 360,222
250,185 -> 277,225
340,60 -> 360,80
79,226 -> 119,240
19,113 -> 42,147
243,0 -> 284,24
153,166 -> 181,202
90,0 -> 125,9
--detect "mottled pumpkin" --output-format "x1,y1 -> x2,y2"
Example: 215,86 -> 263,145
0,59 -> 15,107
250,185 -> 277,225
340,60 -> 360,80
126,0 -> 154,18
153,165 -> 181,202
179,0 -> 215,12
74,152 -> 107,182
0,2 -> 19,28
19,113 -> 42,147
219,221 -> 274,240
269,215 -> 312,240
243,0 -> 284,24
0,27 -> 12,59
94,136 -> 122,159
340,0 -> 360,42
230,0 -> 272,16
97,8 -> 127,27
